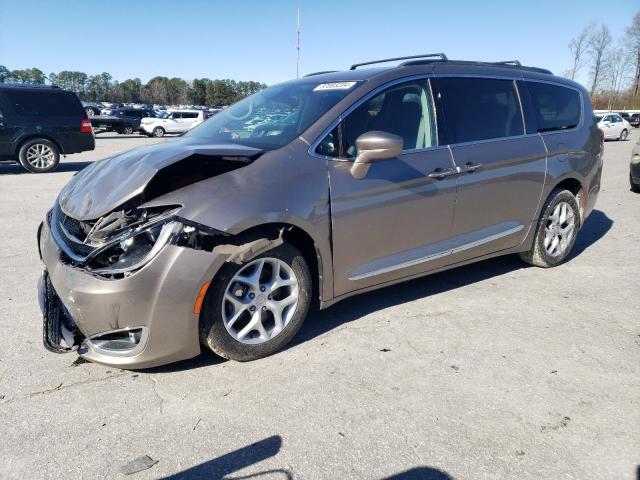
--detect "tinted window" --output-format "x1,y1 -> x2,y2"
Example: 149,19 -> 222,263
181,112 -> 199,119
526,82 -> 581,132
432,78 -> 524,144
171,112 -> 182,119
317,79 -> 437,158
3,90 -> 83,117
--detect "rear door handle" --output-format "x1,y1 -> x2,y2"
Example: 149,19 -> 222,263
457,162 -> 482,174
428,167 -> 457,179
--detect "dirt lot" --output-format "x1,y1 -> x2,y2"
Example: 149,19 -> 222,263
0,133 -> 638,480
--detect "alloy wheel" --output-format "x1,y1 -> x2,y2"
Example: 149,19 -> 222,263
25,144 -> 55,170
221,257 -> 299,344
544,201 -> 575,257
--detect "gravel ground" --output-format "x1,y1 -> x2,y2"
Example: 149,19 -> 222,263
0,132 -> 638,480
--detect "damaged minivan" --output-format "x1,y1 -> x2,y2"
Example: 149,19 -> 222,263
37,54 -> 602,368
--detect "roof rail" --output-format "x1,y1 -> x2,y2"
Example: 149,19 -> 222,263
493,60 -> 522,66
0,82 -> 60,89
304,70 -> 339,77
350,53 -> 448,70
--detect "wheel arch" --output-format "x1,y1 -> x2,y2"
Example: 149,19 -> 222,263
225,222 -> 324,308
552,177 -> 585,224
14,135 -> 65,157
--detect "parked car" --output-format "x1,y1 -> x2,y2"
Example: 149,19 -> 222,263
139,109 -> 204,137
91,108 -> 156,134
0,84 -> 94,173
631,138 -> 640,192
596,113 -> 630,140
37,54 -> 602,368
628,113 -> 640,128
81,101 -> 103,117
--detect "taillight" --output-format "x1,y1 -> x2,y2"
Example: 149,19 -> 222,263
80,119 -> 93,134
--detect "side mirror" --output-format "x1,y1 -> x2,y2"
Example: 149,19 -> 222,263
350,131 -> 403,179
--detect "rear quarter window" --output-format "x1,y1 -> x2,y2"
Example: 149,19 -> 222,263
526,82 -> 581,132
3,89 -> 84,117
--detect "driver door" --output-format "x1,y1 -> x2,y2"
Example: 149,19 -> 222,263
319,78 -> 458,297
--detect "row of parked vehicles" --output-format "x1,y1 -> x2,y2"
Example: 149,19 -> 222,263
89,108 -> 208,137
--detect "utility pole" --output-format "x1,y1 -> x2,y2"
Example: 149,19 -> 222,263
296,3 -> 301,78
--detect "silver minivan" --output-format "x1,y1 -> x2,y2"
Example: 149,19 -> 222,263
38,54 -> 603,368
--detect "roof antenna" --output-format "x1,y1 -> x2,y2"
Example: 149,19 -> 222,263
296,2 -> 301,78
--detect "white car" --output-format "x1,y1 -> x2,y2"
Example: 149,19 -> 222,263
140,110 -> 204,137
596,113 -> 631,141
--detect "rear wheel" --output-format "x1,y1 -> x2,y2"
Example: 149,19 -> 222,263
18,138 -> 60,173
631,174 -> 640,193
519,189 -> 580,268
152,127 -> 165,137
122,125 -> 134,135
619,129 -> 628,141
199,243 -> 312,361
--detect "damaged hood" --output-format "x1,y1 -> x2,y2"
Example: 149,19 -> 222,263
58,138 -> 263,221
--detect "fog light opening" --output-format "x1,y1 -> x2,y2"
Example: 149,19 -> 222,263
86,327 -> 148,357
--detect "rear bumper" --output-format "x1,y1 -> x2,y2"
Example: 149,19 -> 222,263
38,215 -> 225,369
61,133 -> 95,154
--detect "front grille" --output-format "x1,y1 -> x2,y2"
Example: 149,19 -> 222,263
51,203 -> 97,261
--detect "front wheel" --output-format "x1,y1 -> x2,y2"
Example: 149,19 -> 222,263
18,138 -> 60,173
152,127 -> 165,137
122,125 -> 134,135
619,129 -> 628,141
519,189 -> 580,268
199,243 -> 312,361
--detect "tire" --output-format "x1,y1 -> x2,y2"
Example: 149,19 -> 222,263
18,138 -> 60,173
122,126 -> 134,135
85,107 -> 95,117
519,189 -> 580,268
631,174 -> 640,193
152,127 -> 165,137
619,129 -> 628,141
199,242 -> 312,361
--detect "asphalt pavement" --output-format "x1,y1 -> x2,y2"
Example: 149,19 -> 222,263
0,132 -> 638,479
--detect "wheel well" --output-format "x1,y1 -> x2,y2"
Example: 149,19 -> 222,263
232,223 -> 321,307
554,177 -> 585,221
16,135 -> 64,157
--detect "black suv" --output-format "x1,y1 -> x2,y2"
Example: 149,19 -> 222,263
90,108 -> 156,135
0,85 -> 95,173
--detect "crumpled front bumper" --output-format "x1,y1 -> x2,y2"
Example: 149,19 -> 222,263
37,214 -> 225,369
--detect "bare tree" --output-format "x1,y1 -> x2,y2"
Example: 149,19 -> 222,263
627,13 -> 640,101
588,24 -> 612,96
605,45 -> 631,109
568,24 -> 594,80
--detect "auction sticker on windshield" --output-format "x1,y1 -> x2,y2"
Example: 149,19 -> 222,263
313,82 -> 358,91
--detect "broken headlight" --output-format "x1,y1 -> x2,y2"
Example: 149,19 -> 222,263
86,218 -> 181,275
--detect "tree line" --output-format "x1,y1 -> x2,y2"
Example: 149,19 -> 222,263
565,12 -> 640,109
0,66 -> 266,106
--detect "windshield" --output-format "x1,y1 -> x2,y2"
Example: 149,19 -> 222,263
185,81 -> 358,150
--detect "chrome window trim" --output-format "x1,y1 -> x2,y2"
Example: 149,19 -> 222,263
349,225 -> 524,281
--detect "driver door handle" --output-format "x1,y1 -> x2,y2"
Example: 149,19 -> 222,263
428,167 -> 457,179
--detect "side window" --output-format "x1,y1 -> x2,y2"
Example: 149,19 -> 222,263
172,112 -> 181,119
3,90 -> 83,117
315,79 -> 437,158
182,112 -> 198,119
613,115 -> 623,123
526,82 -> 581,132
432,77 -> 524,144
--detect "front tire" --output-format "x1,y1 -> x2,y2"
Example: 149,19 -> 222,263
619,129 -> 628,141
152,127 -> 165,137
199,242 -> 312,361
18,138 -> 60,173
519,189 -> 580,268
122,125 -> 134,135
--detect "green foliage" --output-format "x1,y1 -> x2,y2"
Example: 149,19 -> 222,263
0,65 -> 267,106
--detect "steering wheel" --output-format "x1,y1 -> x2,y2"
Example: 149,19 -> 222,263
226,99 -> 254,120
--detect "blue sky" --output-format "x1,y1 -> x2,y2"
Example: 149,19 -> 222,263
0,0 -> 637,88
